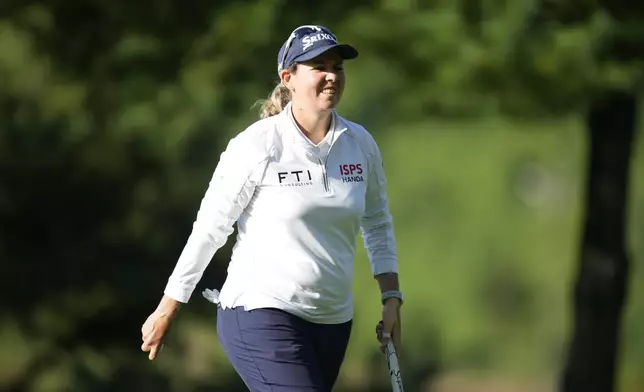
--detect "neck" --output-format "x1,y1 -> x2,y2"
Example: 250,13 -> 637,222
291,104 -> 333,144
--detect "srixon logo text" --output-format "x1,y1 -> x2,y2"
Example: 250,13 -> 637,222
277,170 -> 313,187
339,164 -> 364,183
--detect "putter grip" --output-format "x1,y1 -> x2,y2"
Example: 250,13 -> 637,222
384,341 -> 404,392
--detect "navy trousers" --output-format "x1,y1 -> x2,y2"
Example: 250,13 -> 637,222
216,306 -> 352,392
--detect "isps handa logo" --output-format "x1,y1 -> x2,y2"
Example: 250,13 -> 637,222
277,170 -> 314,187
339,164 -> 364,183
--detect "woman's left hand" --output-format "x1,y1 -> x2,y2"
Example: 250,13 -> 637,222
376,298 -> 402,356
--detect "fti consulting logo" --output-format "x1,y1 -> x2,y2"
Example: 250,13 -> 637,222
277,170 -> 314,187
339,164 -> 364,183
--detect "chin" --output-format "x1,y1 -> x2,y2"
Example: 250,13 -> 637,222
319,98 -> 339,111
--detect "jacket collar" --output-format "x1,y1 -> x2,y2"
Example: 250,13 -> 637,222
280,102 -> 349,150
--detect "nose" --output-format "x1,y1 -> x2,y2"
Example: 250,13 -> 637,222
325,71 -> 337,82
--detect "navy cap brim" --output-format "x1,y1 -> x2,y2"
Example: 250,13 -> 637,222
293,43 -> 359,64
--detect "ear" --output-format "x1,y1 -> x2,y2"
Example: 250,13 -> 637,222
280,68 -> 295,90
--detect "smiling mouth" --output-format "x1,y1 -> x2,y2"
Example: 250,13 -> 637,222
321,87 -> 336,94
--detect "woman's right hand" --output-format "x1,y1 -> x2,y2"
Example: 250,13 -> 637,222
141,296 -> 181,360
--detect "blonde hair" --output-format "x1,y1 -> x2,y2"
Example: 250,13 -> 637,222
257,64 -> 297,119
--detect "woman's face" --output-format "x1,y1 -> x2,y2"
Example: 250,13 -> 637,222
282,50 -> 346,112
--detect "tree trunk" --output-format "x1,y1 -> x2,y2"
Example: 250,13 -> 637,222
561,90 -> 638,392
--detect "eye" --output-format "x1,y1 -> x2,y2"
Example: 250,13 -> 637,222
310,63 -> 344,72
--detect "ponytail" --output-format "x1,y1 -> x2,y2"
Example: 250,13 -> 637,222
258,83 -> 291,119
256,64 -> 297,119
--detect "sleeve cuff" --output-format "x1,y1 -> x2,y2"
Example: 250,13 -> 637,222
163,281 -> 195,303
371,258 -> 399,276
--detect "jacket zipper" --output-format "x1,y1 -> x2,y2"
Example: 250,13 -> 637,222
319,130 -> 340,193
318,157 -> 329,192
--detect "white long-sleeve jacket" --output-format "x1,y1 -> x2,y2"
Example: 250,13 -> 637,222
164,102 -> 398,324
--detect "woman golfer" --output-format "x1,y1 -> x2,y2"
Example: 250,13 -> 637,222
141,25 -> 403,392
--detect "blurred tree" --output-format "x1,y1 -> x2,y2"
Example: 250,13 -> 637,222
525,1 -> 643,391
561,89 -> 637,392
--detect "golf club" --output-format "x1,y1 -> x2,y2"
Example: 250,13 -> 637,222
384,337 -> 405,391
